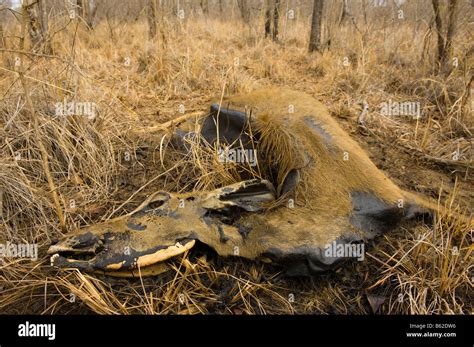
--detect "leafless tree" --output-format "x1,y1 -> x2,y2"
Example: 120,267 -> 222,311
338,0 -> 348,25
272,0 -> 280,41
264,0 -> 280,41
432,0 -> 459,75
265,0 -> 272,38
308,0 -> 324,52
432,0 -> 445,65
37,0 -> 52,53
147,0 -> 157,39
22,0 -> 52,53
441,0 -> 458,73
0,22 -> 4,49
76,0 -> 96,29
84,0 -> 98,29
77,0 -> 84,16
200,0 -> 209,15
237,0 -> 250,24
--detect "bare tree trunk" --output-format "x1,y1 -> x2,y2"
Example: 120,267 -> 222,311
282,0 -> 289,40
440,0 -> 458,75
237,0 -> 250,24
272,0 -> 280,41
38,0 -> 48,33
82,0 -> 90,28
147,0 -> 157,39
76,0 -> 95,29
432,0 -> 458,75
87,0 -> 99,29
37,0 -> 52,53
200,0 -> 209,15
361,0 -> 368,28
76,0 -> 84,17
0,23 -> 4,49
308,0 -> 324,53
83,0 -> 89,21
431,0 -> 445,65
338,0 -> 348,25
23,0 -> 42,52
264,0 -> 272,38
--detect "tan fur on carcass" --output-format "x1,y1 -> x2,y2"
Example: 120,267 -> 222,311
202,87 -> 407,258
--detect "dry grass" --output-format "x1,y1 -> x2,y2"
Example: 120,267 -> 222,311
367,198 -> 472,314
0,8 -> 472,314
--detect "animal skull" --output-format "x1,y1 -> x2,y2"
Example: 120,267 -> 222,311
48,179 -> 276,276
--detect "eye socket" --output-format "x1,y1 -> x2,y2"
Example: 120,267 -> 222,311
131,192 -> 170,217
204,205 -> 243,225
148,192 -> 170,208
148,200 -> 166,209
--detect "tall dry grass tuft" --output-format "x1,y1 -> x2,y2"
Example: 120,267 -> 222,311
0,66 -> 128,242
367,193 -> 472,314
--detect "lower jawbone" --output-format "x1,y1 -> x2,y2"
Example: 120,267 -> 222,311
47,217 -> 198,277
48,235 -> 196,277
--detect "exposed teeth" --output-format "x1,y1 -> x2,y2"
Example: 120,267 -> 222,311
175,242 -> 183,248
47,245 -> 70,254
50,253 -> 60,266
